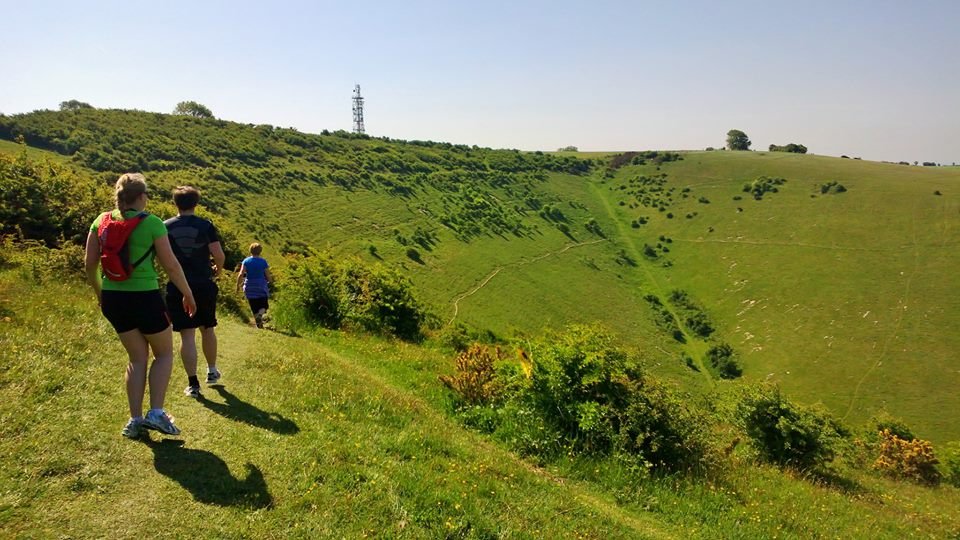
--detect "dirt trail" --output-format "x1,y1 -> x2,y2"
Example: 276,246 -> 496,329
446,239 -> 605,326
841,209 -> 921,421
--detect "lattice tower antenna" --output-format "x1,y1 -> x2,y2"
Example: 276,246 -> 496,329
352,84 -> 365,134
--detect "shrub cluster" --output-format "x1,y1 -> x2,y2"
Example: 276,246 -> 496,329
737,384 -> 845,470
643,295 -> 683,342
819,180 -> 847,194
629,151 -> 683,166
742,176 -> 786,200
279,252 -> 425,340
705,343 -> 741,379
941,442 -> 960,487
873,429 -> 941,485
444,326 -> 715,472
768,143 -> 807,154
439,344 -> 504,406
0,150 -> 109,246
668,290 -> 715,339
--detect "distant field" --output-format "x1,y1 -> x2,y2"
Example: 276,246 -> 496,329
0,139 -> 69,161
596,151 -> 960,440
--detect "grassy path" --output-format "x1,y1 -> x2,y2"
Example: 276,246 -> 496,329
586,178 -> 714,384
841,204 -> 921,422
0,276 -> 677,539
674,237 -> 898,252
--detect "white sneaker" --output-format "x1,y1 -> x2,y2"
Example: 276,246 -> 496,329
143,409 -> 181,436
206,369 -> 222,385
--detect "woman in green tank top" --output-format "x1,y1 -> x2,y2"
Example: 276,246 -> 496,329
84,173 -> 197,438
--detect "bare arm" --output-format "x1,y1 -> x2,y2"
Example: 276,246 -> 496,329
154,235 -> 197,316
83,230 -> 102,303
235,262 -> 246,292
209,241 -> 226,277
264,267 -> 273,284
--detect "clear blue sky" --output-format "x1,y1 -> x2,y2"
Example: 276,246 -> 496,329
2,0 -> 958,163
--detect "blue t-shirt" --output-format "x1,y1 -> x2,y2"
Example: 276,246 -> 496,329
242,256 -> 269,298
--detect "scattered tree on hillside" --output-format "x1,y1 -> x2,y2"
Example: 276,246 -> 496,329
557,145 -> 578,152
173,101 -> 214,118
726,129 -> 751,151
59,100 -> 93,111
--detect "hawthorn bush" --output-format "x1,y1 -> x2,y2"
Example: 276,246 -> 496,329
737,384 -> 846,470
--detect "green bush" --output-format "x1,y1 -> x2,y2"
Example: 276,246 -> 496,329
705,343 -> 740,378
0,151 -> 109,246
737,384 -> 846,470
866,411 -> 915,441
494,325 -> 714,471
941,442 -> 960,487
523,325 -> 634,453
612,376 -> 714,472
3,237 -> 85,283
280,252 -> 425,340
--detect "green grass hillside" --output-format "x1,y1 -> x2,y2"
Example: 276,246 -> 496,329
0,272 -> 674,538
2,109 -> 958,445
2,251 -> 959,538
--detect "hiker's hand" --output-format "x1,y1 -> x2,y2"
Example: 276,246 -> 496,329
211,264 -> 220,277
183,293 -> 197,318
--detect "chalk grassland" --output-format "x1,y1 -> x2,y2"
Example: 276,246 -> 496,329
2,136 -> 958,442
2,265 -> 959,538
372,148 -> 960,442
605,151 -> 960,441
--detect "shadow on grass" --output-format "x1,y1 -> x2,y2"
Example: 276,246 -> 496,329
266,326 -> 300,338
804,468 -> 868,495
142,438 -> 273,509
198,386 -> 300,435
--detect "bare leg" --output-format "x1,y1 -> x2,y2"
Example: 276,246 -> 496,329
118,330 -> 150,418
144,326 -> 174,410
200,326 -> 217,371
179,328 -> 198,378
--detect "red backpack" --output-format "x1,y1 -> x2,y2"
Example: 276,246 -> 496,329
97,211 -> 155,281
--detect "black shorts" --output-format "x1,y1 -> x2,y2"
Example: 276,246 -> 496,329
167,280 -> 218,331
101,289 -> 171,335
247,297 -> 269,314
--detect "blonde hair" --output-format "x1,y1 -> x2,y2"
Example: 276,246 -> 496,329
249,242 -> 263,256
115,173 -> 147,209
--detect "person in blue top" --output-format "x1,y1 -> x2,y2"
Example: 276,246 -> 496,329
235,243 -> 272,328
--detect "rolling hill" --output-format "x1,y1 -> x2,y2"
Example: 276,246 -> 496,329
3,108 -> 956,442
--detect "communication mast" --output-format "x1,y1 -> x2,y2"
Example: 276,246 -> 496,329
352,84 -> 365,134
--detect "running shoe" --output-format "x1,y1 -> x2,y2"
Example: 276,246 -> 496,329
143,409 -> 181,436
206,369 -> 222,385
184,384 -> 201,398
121,418 -> 144,439
255,313 -> 264,328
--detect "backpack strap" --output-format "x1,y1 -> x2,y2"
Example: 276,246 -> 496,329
131,244 -> 156,269
128,212 -> 155,270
